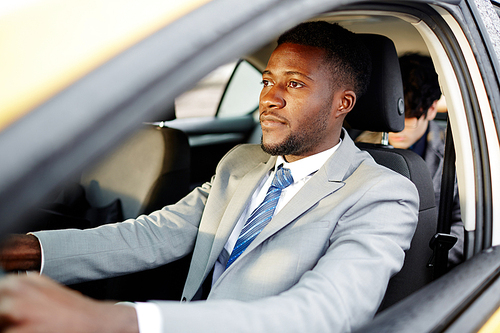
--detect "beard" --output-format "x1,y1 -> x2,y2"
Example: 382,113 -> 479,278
261,133 -> 304,156
260,106 -> 331,156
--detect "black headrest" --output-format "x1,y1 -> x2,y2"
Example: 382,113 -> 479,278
345,34 -> 405,133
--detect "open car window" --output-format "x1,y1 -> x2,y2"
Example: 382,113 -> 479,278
174,59 -> 261,119
2,1 -> 500,331
216,60 -> 261,118
175,62 -> 237,118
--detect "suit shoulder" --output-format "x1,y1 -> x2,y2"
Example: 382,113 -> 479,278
216,144 -> 271,174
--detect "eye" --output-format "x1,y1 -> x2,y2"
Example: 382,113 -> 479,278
261,80 -> 273,87
288,81 -> 304,88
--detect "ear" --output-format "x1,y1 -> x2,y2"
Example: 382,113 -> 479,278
425,100 -> 440,121
334,90 -> 356,118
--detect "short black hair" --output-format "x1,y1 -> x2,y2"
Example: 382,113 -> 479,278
277,21 -> 372,97
399,53 -> 442,119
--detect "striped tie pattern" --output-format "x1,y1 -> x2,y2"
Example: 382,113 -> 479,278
226,166 -> 294,268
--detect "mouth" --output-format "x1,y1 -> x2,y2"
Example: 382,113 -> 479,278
260,112 -> 288,129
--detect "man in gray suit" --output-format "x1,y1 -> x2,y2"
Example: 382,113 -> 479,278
0,22 -> 418,333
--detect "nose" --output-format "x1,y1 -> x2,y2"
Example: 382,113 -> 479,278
260,85 -> 285,110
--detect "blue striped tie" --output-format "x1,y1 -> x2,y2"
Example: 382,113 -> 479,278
226,165 -> 294,268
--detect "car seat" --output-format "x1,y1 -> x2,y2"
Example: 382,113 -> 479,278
71,107 -> 193,302
80,124 -> 190,219
345,34 -> 438,312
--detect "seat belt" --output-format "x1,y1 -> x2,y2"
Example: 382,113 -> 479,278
429,120 -> 458,279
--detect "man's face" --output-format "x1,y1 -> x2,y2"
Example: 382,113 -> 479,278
259,43 -> 345,162
388,115 -> 429,149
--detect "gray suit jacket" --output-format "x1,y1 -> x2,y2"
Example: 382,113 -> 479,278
34,131 -> 418,332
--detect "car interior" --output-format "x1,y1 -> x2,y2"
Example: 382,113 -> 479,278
16,5 -> 479,317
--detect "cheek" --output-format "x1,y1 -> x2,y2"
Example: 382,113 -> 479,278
258,94 -> 265,111
259,89 -> 266,102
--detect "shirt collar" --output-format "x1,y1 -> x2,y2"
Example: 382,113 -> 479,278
274,138 -> 342,182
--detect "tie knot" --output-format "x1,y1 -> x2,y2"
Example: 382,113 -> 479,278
272,166 -> 294,190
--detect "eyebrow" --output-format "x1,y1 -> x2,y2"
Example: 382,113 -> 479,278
262,70 -> 314,81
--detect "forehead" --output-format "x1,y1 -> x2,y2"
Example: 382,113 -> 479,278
265,43 -> 328,76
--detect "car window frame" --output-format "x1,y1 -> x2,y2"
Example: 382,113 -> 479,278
215,59 -> 262,118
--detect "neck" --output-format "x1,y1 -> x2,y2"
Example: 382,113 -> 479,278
284,131 -> 343,162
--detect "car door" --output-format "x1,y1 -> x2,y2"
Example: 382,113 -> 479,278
1,0 -> 500,330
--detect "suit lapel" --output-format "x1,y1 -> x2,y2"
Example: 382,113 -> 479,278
253,168 -> 344,246
203,157 -> 276,276
224,130 -> 359,272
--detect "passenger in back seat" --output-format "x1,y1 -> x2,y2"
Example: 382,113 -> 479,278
356,53 -> 463,266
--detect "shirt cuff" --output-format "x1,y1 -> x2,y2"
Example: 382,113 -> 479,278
26,232 -> 44,274
30,234 -> 163,333
130,302 -> 163,333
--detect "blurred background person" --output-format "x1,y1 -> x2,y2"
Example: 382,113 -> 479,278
356,53 -> 463,266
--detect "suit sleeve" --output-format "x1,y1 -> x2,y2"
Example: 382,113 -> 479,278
33,182 -> 211,285
147,172 -> 419,333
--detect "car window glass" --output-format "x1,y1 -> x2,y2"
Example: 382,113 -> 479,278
175,62 -> 237,118
217,60 -> 262,118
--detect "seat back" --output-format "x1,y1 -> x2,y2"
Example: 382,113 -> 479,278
70,124 -> 192,301
347,34 -> 438,312
81,125 -> 190,219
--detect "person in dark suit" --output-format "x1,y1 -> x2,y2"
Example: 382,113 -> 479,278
0,22 -> 418,333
